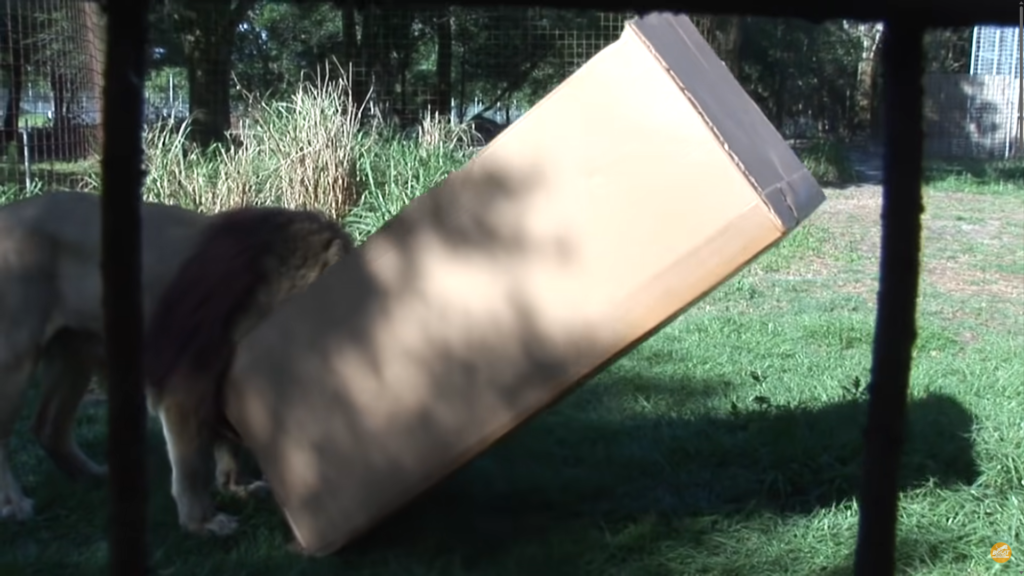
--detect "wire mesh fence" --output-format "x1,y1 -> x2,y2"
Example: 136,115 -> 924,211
924,72 -> 1019,158
970,24 -> 1020,76
160,6 -> 632,142
0,0 -> 103,196
0,3 -> 1014,200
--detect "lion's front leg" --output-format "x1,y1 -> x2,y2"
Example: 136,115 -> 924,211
158,401 -> 238,536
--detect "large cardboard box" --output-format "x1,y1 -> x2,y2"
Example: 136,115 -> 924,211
223,12 -> 826,556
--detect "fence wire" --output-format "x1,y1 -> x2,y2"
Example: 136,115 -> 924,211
0,4 -> 1017,200
0,0 -> 103,196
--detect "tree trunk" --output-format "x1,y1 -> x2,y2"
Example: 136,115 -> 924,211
79,1 -> 106,154
458,41 -> 467,122
358,7 -> 380,113
50,67 -> 70,124
771,23 -> 786,131
1,21 -> 24,148
182,15 -> 233,148
719,16 -> 743,77
772,72 -> 786,130
49,66 -> 73,160
435,8 -> 453,120
175,0 -> 255,149
853,22 -> 885,137
340,0 -> 367,107
869,26 -> 888,141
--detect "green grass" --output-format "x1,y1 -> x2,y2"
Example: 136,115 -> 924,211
19,113 -> 51,128
924,157 -> 1024,197
128,63 -> 477,223
0,157 -> 97,203
344,122 -> 475,243
2,179 -> 1022,575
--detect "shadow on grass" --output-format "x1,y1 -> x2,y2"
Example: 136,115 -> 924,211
2,379 -> 977,575
344,388 -> 977,555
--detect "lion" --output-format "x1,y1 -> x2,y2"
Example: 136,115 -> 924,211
0,190 -> 208,521
0,191 -> 350,534
142,206 -> 354,536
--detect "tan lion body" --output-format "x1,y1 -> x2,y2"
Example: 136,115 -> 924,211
0,190 -> 211,521
0,191 -> 339,533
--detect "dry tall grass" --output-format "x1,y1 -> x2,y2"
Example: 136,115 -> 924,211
105,64 -> 477,236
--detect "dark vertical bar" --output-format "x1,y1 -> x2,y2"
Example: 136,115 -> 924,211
102,0 -> 151,574
853,18 -> 925,576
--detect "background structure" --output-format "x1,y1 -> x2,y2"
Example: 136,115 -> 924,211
922,24 -> 1022,158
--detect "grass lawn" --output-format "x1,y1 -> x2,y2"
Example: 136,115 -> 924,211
923,157 -> 1024,198
1,180 -> 1021,575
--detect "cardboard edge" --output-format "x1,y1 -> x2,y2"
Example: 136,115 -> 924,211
760,168 -> 827,230
624,15 -> 826,232
621,19 -> 771,222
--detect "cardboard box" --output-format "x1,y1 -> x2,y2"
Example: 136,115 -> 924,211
223,12 -> 826,556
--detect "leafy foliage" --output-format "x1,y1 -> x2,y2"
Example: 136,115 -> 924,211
798,139 -> 858,185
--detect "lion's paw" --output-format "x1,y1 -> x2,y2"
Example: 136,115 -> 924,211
240,480 -> 271,499
286,540 -> 311,556
204,512 -> 239,536
88,463 -> 109,479
221,478 -> 271,500
0,495 -> 34,521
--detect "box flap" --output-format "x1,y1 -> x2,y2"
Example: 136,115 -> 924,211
628,12 -> 825,230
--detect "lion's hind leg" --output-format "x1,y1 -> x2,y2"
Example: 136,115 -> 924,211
31,329 -> 107,482
0,350 -> 40,521
0,441 -> 34,521
0,229 -> 61,520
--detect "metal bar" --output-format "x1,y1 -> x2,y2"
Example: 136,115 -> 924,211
970,25 -> 978,74
362,0 -> 1019,27
994,27 -> 1002,75
1018,2 -> 1023,154
853,16 -> 925,576
102,0 -> 151,573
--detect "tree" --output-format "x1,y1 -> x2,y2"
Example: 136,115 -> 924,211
434,8 -> 453,119
163,0 -> 257,148
737,18 -> 861,137
846,22 -> 885,136
0,8 -> 26,147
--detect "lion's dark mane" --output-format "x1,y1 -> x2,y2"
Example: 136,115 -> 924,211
143,206 -> 347,437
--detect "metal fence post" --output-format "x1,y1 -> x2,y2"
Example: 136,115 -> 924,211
101,0 -> 151,574
853,16 -> 926,576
